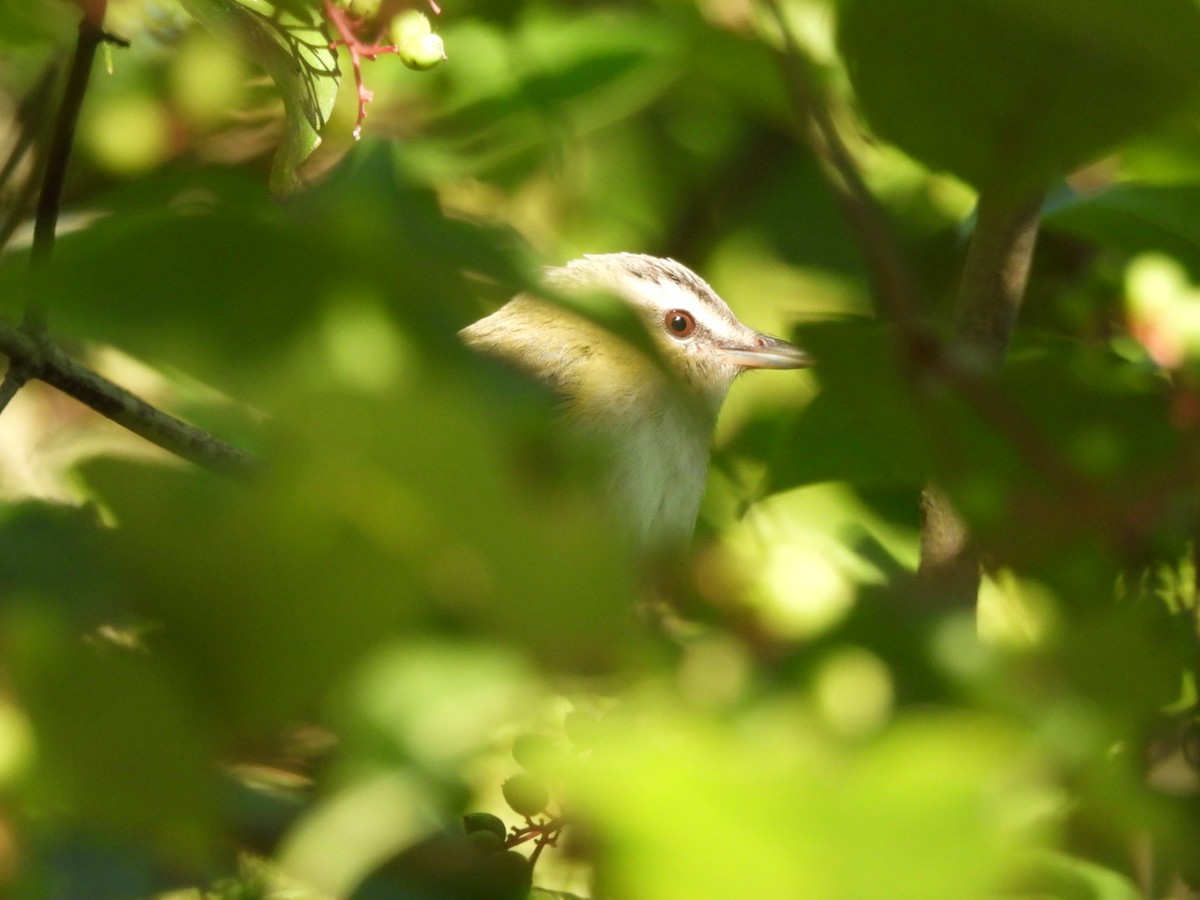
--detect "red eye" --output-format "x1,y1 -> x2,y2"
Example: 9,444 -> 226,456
664,310 -> 696,339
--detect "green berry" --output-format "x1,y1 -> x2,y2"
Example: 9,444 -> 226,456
466,829 -> 506,855
399,32 -> 445,71
487,850 -> 533,896
501,773 -> 549,818
462,812 -> 507,841
564,709 -> 602,750
390,9 -> 432,44
345,0 -> 382,18
390,10 -> 444,71
511,733 -> 570,777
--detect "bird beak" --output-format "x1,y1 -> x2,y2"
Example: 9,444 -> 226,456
719,332 -> 813,370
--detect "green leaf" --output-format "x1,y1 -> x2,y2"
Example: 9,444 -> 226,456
410,11 -> 677,180
77,362 -> 642,732
838,0 -> 1200,192
0,157 -> 526,386
0,513 -> 221,848
31,191 -> 330,370
574,708 -> 1051,899
0,0 -> 76,47
1046,182 -> 1200,279
8,627 -> 221,842
1015,850 -> 1141,900
771,319 -> 933,491
177,0 -> 339,193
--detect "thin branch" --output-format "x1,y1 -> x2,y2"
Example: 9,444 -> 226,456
0,320 -> 255,479
0,2 -> 253,478
917,188 -> 1046,607
0,68 -> 54,190
324,0 -> 389,140
762,4 -> 1179,611
29,1 -> 128,327
952,191 -> 1045,367
758,2 -> 1067,608
0,366 -> 30,415
0,65 -> 60,255
760,0 -> 923,332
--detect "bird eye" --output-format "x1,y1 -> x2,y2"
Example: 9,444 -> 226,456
664,310 -> 696,339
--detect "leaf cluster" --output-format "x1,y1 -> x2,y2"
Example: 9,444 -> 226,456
2,1 -> 1200,899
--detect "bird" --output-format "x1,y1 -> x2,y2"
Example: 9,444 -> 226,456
461,253 -> 811,554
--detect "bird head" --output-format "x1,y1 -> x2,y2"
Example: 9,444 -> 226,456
543,253 -> 812,411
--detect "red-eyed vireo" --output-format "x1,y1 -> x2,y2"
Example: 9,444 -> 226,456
462,253 -> 811,552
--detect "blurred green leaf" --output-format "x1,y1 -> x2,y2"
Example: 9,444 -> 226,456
940,339 -> 1184,576
0,508 -> 226,856
576,708 -> 1050,900
771,319 -> 933,491
1,602 -> 221,850
0,503 -> 116,612
838,0 -> 1200,191
28,193 -> 330,372
777,321 -> 1185,576
5,1 -> 1200,895
0,155 -> 528,387
416,11 -> 678,180
333,641 -> 542,778
177,0 -> 338,193
78,362 -> 641,733
1046,183 -> 1200,279
0,0 -> 76,47
375,831 -> 533,900
1014,850 -> 1141,900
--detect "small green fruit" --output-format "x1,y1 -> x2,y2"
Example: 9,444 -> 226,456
399,32 -> 445,71
345,0 -> 382,18
564,709 -> 602,750
391,9 -> 432,44
466,829 -> 506,855
511,733 -> 570,777
486,850 -> 533,896
501,774 -> 549,818
462,812 -> 507,841
392,11 -> 442,70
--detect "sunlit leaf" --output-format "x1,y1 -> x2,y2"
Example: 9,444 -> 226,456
1015,850 -> 1140,900
177,0 -> 339,193
575,708 -> 1051,900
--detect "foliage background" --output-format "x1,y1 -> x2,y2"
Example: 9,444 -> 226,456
1,0 -> 1199,898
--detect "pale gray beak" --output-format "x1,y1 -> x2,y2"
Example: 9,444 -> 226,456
720,332 -> 813,370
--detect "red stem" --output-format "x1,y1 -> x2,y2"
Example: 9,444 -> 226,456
323,0 -> 400,140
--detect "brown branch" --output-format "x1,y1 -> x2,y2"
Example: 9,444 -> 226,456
759,0 -> 1060,608
0,65 -> 60,256
0,366 -> 30,415
760,0 -> 923,332
952,191 -> 1044,367
29,3 -> 127,299
0,3 -> 242,478
917,189 -> 1045,607
0,6 -> 118,416
0,320 -> 255,479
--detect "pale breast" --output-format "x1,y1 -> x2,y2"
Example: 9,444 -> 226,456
579,384 -> 715,553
